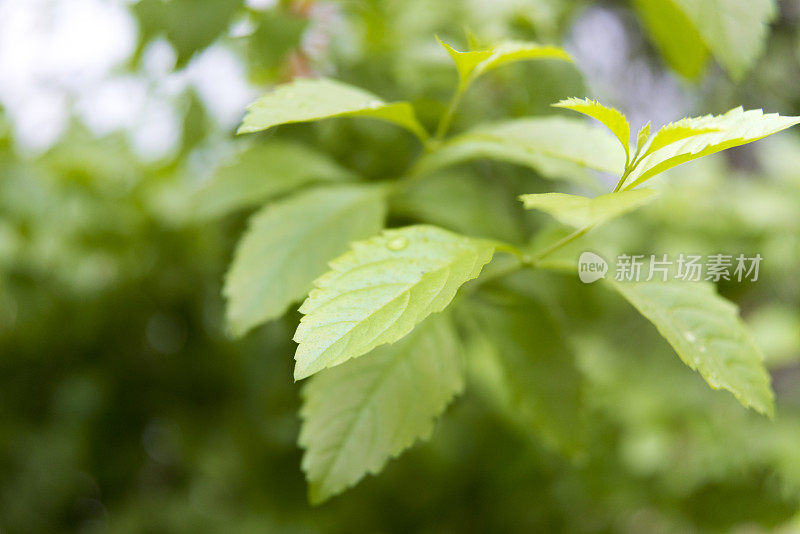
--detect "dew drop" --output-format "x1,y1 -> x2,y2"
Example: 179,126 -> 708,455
699,345 -> 707,353
387,236 -> 409,251
684,331 -> 696,342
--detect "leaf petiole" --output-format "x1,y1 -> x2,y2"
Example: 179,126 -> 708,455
529,224 -> 595,265
432,83 -> 468,144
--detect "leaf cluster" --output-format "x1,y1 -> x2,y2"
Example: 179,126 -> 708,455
221,35 -> 799,502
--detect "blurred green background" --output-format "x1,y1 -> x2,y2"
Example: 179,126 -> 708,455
1,0 -> 800,532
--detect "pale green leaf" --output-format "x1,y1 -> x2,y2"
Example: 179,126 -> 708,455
471,41 -> 573,78
224,185 -> 387,337
437,37 -> 492,85
635,121 -> 651,156
625,107 -> 800,189
609,280 -> 774,415
300,313 -> 463,503
191,142 -> 354,219
293,225 -> 496,379
639,119 -> 719,159
237,77 -> 429,141
415,116 -> 625,181
438,38 -> 572,90
632,0 -> 710,79
552,97 -> 631,162
519,189 -> 657,229
671,0 -> 776,80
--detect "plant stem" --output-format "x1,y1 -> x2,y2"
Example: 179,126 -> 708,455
433,85 -> 466,142
613,168 -> 630,192
398,84 -> 467,191
462,225 -> 595,295
528,224 -> 595,265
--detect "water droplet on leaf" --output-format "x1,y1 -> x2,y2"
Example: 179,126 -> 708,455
387,236 -> 409,251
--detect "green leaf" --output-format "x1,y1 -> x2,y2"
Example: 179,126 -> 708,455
415,116 -> 625,181
237,78 -> 429,141
552,97 -> 631,163
438,38 -> 572,90
392,171 -> 526,243
470,41 -> 573,79
293,225 -> 496,379
437,38 -> 492,86
519,189 -> 657,229
246,8 -> 308,77
299,313 -> 463,504
635,121 -> 651,156
671,0 -> 776,80
609,279 -> 774,416
224,185 -> 387,337
191,142 -> 355,219
461,292 -> 584,454
132,0 -> 242,67
639,119 -> 719,159
624,107 -> 800,189
632,0 -> 710,79
633,0 -> 775,80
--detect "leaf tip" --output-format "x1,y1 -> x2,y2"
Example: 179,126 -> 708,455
307,483 -> 331,505
293,349 -> 314,381
293,363 -> 311,381
435,35 -> 458,54
235,122 -> 252,135
551,47 -> 575,63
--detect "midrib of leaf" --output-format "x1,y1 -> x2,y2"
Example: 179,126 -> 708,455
313,266 -> 451,356
623,137 -> 750,189
301,255 -> 450,315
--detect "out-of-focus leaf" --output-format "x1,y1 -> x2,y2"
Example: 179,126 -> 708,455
609,280 -> 775,416
552,97 -> 631,162
749,305 -> 800,366
671,0 -> 776,80
293,225 -> 496,379
238,78 -> 429,141
246,9 -> 307,79
438,38 -> 572,90
462,292 -> 584,454
393,171 -> 525,243
634,0 -> 775,80
132,0 -> 243,67
224,184 -> 387,337
632,0 -> 710,79
415,116 -> 625,182
191,142 -> 355,219
181,91 -> 210,154
624,108 -> 800,189
519,189 -> 657,229
300,313 -> 463,503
